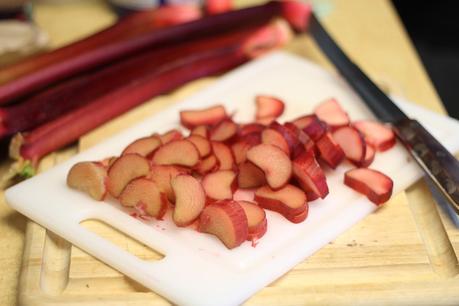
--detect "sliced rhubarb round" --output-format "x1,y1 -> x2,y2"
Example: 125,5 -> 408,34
152,139 -> 200,167
354,120 -> 396,152
360,144 -> 375,167
199,200 -> 248,249
238,200 -> 267,241
332,126 -> 366,164
211,141 -> 235,170
157,129 -> 183,144
210,119 -> 238,142
122,135 -> 161,157
202,170 -> 237,201
344,168 -> 393,205
119,178 -> 168,219
315,132 -> 345,169
149,165 -> 188,203
261,128 -> 290,155
194,154 -> 218,175
255,184 -> 308,222
186,135 -> 211,158
191,125 -> 209,138
107,154 -> 150,198
292,150 -> 329,200
67,161 -> 107,200
237,161 -> 266,189
314,98 -> 350,128
246,144 -> 292,189
180,105 -> 227,129
255,95 -> 285,119
171,174 -> 206,226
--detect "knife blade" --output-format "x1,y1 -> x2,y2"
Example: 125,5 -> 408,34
308,13 -> 459,216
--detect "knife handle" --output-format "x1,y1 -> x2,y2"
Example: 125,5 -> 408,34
394,118 -> 459,213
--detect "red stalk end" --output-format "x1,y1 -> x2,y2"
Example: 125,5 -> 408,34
281,0 -> 312,32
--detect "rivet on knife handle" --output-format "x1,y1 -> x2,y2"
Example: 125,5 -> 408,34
394,119 -> 459,213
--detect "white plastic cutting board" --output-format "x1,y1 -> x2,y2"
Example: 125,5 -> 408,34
6,52 -> 459,306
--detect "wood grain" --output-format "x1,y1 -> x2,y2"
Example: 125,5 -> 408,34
0,0 -> 457,305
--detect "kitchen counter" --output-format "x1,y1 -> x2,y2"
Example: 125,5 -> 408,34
0,0 -> 447,305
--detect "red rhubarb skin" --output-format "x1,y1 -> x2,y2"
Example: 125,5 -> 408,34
0,1 -> 283,105
1,23 -> 280,138
292,150 -> 329,199
19,49 -> 246,164
199,200 -> 249,249
344,169 -> 393,205
20,16 -> 295,163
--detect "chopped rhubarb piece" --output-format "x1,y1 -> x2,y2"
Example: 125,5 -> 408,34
344,168 -> 393,205
239,201 -> 267,241
255,95 -> 285,119
122,135 -> 161,157
180,105 -> 227,129
354,120 -> 396,152
199,200 -> 248,249
292,150 -> 329,200
261,128 -> 290,155
288,205 -> 309,223
67,161 -> 107,200
291,114 -> 316,129
149,165 -> 188,203
269,121 -> 300,153
247,144 -> 292,189
152,139 -> 200,167
211,141 -> 235,170
100,156 -> 117,168
281,0 -> 312,31
255,184 -> 308,222
119,178 -> 168,219
231,132 -> 261,164
239,123 -> 264,136
316,132 -> 345,169
332,126 -> 366,165
107,154 -> 150,198
186,135 -> 211,158
171,174 -> 206,226
314,98 -> 350,128
283,122 -> 300,134
360,144 -> 375,167
210,119 -> 238,142
151,5 -> 202,27
256,116 -> 277,125
158,129 -> 183,144
194,154 -> 218,175
291,129 -> 315,159
202,170 -> 237,201
205,0 -> 232,15
231,141 -> 250,165
237,161 -> 266,188
292,114 -> 327,141
191,125 -> 209,138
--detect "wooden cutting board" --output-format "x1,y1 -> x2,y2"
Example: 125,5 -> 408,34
15,51 -> 459,305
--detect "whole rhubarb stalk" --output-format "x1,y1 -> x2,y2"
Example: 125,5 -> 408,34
9,20 -> 292,177
0,1 -> 284,105
0,22 -> 274,138
0,5 -> 202,103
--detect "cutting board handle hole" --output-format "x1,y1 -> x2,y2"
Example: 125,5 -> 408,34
80,219 -> 165,262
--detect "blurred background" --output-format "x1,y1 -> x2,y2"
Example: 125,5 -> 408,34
1,0 -> 458,119
393,0 -> 459,120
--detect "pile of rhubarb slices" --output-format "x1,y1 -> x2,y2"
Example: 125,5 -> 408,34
67,96 -> 395,249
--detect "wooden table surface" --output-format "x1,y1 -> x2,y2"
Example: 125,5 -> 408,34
0,0 -> 447,305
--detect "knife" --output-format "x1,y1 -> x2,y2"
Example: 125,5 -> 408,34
308,13 -> 459,216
